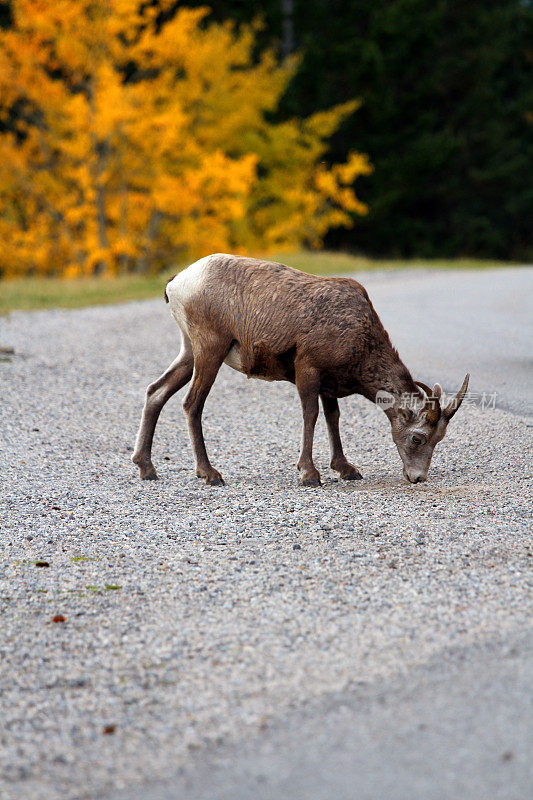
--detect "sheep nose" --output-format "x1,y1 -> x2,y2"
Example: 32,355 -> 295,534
403,468 -> 427,484
405,471 -> 426,483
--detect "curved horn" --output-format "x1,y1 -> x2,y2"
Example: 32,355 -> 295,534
414,381 -> 432,397
444,374 -> 470,420
415,381 -> 440,424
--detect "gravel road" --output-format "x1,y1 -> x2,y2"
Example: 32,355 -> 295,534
118,631 -> 533,800
1,268 -> 532,800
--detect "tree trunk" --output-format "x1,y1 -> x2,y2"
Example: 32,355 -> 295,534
281,0 -> 294,58
135,209 -> 162,274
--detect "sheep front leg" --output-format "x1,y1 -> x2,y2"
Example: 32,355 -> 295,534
296,367 -> 321,487
321,395 -> 362,480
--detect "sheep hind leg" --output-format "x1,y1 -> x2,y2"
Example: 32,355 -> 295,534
321,395 -> 362,480
182,343 -> 227,486
132,337 -> 194,480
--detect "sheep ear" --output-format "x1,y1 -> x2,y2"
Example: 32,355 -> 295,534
443,374 -> 470,420
432,383 -> 442,400
415,380 -> 441,425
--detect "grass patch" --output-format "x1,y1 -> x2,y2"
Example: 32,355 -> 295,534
272,251 -> 506,275
0,273 -> 166,314
0,251 -> 509,314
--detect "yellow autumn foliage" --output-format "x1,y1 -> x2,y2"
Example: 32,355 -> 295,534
0,1 -> 371,277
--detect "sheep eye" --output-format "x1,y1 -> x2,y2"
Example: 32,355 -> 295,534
411,434 -> 424,446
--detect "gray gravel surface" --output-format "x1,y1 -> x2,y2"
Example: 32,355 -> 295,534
118,630 -> 533,800
0,269 -> 532,800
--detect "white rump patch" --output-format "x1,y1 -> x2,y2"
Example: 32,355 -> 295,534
165,255 -> 212,334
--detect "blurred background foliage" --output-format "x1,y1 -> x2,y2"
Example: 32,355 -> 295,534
0,0 -> 369,277
189,0 -> 533,260
0,0 -> 531,280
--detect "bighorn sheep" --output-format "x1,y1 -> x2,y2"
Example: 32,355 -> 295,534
133,254 -> 469,486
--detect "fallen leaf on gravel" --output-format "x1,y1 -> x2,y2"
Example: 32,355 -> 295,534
35,561 -> 50,568
102,725 -> 116,735
52,615 -> 66,623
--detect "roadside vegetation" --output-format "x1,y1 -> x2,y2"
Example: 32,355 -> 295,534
0,251 -> 507,313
